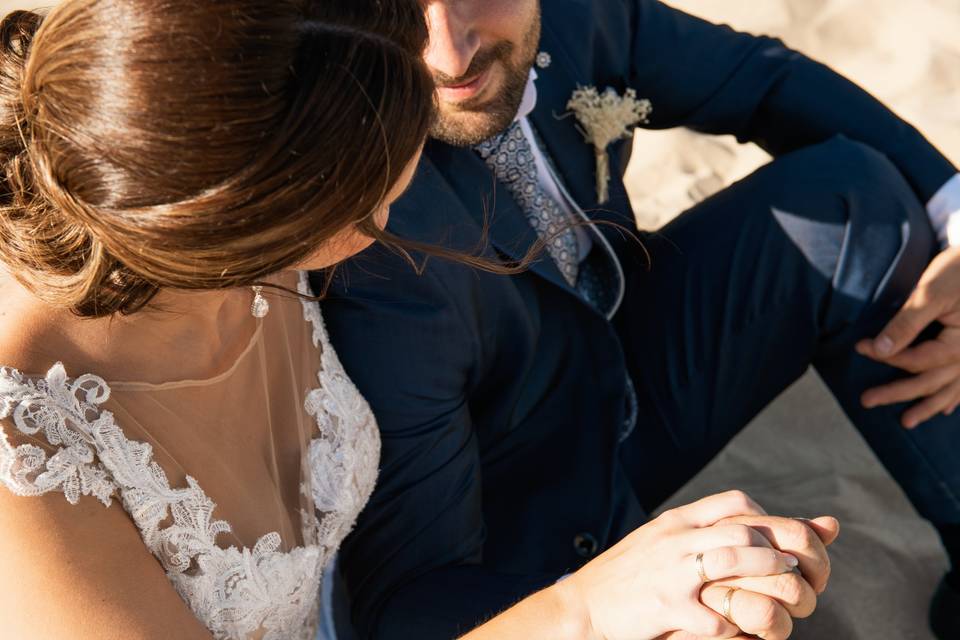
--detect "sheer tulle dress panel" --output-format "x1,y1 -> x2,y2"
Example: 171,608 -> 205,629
105,282 -> 320,552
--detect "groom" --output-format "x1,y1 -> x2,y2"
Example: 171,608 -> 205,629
319,0 -> 960,637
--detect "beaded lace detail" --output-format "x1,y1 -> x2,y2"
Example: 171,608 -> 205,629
0,272 -> 381,640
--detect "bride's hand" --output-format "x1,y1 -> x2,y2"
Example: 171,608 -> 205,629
553,491 -> 800,640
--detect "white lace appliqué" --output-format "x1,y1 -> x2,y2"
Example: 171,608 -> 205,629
0,366 -> 118,506
0,274 -> 381,640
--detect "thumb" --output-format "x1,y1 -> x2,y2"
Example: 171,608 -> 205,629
862,288 -> 940,359
801,516 -> 841,546
682,604 -> 739,640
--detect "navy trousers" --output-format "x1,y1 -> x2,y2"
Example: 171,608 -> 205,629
617,136 -> 960,528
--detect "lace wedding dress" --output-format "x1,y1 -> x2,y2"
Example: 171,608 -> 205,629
0,272 -> 380,640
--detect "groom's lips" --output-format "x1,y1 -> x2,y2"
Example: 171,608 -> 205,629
437,68 -> 493,104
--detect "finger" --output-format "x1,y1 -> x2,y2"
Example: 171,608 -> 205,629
901,375 -> 960,429
655,631 -> 753,640
716,516 -> 832,594
695,546 -> 798,583
711,571 -> 818,618
675,603 -> 741,640
669,491 -> 768,529
718,515 -> 840,547
800,516 -> 841,547
861,366 -> 959,409
880,339 -> 960,374
680,524 -> 775,554
701,586 -> 793,640
859,287 -> 941,360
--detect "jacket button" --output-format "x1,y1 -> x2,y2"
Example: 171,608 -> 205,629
573,532 -> 599,558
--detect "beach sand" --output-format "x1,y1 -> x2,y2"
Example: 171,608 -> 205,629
1,0 -> 957,637
629,2 -> 960,638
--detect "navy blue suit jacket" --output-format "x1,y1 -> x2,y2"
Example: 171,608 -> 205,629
318,1 -> 957,638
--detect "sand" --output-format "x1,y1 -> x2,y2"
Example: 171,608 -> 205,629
627,0 -> 960,230
1,0 -> 957,637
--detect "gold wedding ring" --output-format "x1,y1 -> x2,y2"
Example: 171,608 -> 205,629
721,587 -> 737,621
695,552 -> 709,583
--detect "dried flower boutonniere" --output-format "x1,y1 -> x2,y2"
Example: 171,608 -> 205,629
566,86 -> 652,203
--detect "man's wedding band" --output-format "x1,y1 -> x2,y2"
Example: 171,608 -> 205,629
721,587 -> 737,621
695,552 -> 709,583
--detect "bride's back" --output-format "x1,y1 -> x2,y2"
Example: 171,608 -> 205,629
0,1 -> 434,638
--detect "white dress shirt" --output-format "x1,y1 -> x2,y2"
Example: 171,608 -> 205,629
515,71 -> 960,251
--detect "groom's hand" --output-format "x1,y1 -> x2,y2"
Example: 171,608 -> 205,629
656,515 -> 839,640
716,515 -> 839,593
857,246 -> 960,428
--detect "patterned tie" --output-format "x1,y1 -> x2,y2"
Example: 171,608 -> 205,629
476,122 -> 581,286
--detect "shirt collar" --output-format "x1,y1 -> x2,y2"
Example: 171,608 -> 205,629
514,69 -> 539,122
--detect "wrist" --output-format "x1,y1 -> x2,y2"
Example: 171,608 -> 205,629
547,577 -> 603,640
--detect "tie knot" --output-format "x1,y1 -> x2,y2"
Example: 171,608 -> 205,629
474,121 -> 526,160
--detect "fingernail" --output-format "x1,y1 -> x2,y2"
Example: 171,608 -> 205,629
875,336 -> 894,355
783,553 -> 800,568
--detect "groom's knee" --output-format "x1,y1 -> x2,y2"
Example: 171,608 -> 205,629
770,135 -> 934,304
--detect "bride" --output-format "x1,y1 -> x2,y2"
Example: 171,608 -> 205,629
0,1 -> 834,639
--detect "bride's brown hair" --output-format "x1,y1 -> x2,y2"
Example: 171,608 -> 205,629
0,0 -> 436,317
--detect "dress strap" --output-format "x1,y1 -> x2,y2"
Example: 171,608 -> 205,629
0,364 -> 117,506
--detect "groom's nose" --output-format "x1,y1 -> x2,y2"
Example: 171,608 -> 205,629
423,1 -> 483,80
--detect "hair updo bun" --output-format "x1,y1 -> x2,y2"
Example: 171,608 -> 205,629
0,0 -> 435,317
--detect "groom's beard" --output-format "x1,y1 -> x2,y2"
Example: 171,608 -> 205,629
429,15 -> 540,147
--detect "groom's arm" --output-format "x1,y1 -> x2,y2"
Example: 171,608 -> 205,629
625,0 -> 958,207
318,262 -> 557,640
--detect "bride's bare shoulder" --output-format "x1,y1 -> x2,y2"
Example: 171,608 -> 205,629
0,270 -> 213,636
0,476 -> 214,638
0,274 -> 89,376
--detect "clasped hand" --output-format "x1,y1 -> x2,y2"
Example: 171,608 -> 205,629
553,491 -> 840,640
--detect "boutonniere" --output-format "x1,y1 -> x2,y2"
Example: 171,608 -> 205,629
566,86 -> 652,204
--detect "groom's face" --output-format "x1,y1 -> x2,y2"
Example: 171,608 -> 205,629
423,0 -> 540,146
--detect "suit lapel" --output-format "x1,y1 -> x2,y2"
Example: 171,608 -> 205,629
528,16 -> 599,212
424,140 -> 578,297
529,17 -> 639,235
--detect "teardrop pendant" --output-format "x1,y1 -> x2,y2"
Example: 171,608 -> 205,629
251,285 -> 270,318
